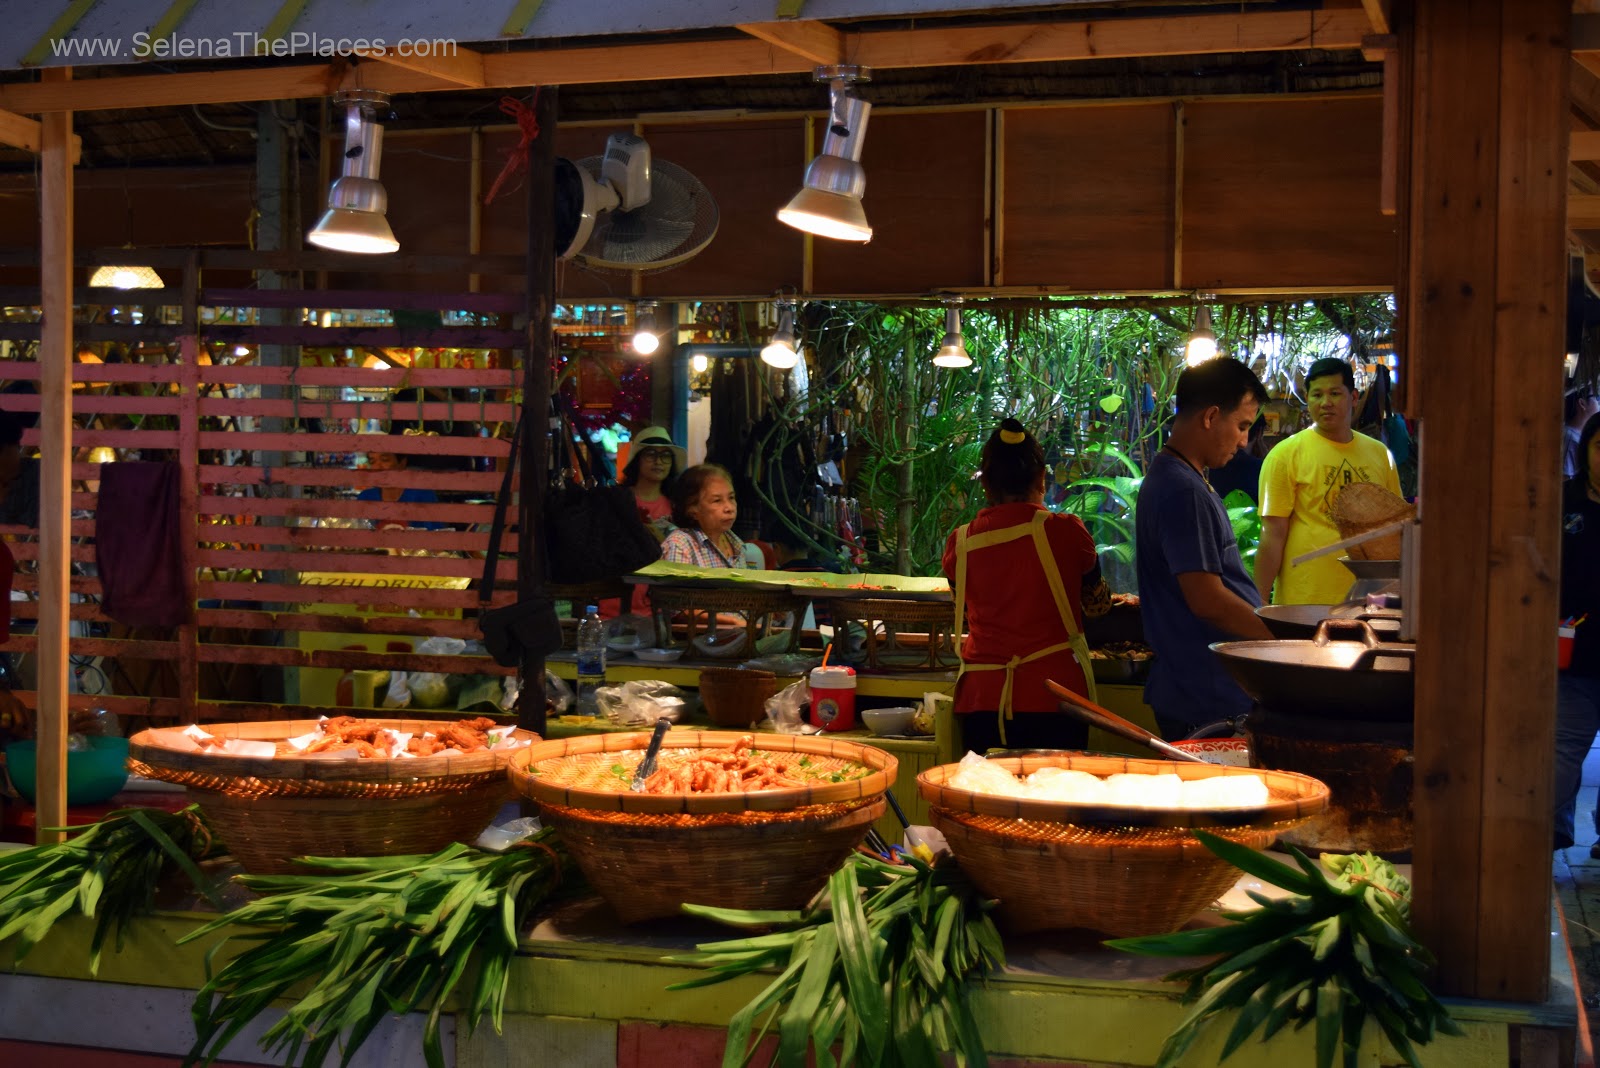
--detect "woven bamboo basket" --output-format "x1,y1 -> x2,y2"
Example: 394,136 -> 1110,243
1329,483 -> 1415,561
697,667 -> 779,727
918,753 -> 1329,936
128,718 -> 539,874
646,585 -> 807,659
829,598 -> 960,671
507,731 -> 896,921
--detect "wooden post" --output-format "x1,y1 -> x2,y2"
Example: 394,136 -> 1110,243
518,86 -> 556,736
1405,0 -> 1569,1000
35,68 -> 72,843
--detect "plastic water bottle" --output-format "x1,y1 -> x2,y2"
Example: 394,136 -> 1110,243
575,605 -> 607,717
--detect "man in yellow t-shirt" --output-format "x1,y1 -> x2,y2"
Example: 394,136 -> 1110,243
1255,358 -> 1401,605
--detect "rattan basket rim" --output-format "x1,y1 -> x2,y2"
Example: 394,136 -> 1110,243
507,730 -> 896,815
647,586 -> 805,610
130,718 -> 540,786
832,598 -> 958,622
917,752 -> 1328,829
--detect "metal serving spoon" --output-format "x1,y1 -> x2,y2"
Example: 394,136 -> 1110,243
630,718 -> 673,792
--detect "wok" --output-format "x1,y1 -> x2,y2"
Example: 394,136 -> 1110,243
1256,604 -> 1402,641
1211,619 -> 1413,722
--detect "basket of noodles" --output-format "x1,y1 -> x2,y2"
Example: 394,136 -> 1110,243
507,731 -> 896,922
918,752 -> 1329,937
128,716 -> 539,874
1329,482 -> 1415,560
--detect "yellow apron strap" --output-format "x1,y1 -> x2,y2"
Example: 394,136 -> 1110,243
1028,511 -> 1099,705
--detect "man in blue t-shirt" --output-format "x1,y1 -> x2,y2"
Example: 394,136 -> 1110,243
1135,358 -> 1274,740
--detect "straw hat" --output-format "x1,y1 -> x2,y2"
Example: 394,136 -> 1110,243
630,426 -> 688,471
1329,482 -> 1415,560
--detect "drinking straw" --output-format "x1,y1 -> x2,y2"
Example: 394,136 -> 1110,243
821,642 -> 832,668
1576,614 -> 1589,628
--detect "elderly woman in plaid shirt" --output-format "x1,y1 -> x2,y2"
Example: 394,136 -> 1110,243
660,464 -> 747,570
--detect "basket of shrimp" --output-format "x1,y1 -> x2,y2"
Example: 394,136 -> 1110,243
128,716 -> 540,873
507,731 -> 896,922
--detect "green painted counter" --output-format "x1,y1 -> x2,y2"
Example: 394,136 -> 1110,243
0,892 -> 1575,1067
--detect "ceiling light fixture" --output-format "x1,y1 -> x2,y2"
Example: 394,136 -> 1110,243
778,66 -> 873,243
1185,301 -> 1218,366
761,300 -> 800,369
691,352 -> 709,373
308,89 -> 399,254
932,301 -> 971,368
88,256 -> 164,290
632,301 -> 661,356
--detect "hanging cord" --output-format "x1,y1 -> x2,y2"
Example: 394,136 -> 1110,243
483,90 -> 542,206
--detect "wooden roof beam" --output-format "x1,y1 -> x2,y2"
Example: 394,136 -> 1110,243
0,7 -> 1369,114
0,105 -> 79,162
737,20 -> 845,66
1361,0 -> 1392,34
1574,129 -> 1600,160
355,43 -> 487,88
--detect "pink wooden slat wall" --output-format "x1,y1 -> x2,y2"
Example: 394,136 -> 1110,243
0,297 -> 528,723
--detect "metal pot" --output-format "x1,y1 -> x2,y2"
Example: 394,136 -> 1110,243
1211,619 -> 1413,722
1256,604 -> 1403,641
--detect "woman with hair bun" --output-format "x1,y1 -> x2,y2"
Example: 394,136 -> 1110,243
942,417 -> 1111,753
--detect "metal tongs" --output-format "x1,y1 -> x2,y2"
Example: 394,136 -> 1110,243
629,718 -> 672,792
1044,678 -> 1213,764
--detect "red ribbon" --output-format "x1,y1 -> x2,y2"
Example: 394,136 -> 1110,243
483,89 -> 541,206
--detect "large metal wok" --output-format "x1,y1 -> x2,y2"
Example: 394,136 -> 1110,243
1211,619 -> 1413,722
1256,604 -> 1402,641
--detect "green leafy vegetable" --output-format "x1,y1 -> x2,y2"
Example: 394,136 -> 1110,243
182,834 -> 579,1068
0,804 -> 223,975
1106,835 -> 1461,1068
668,854 -> 1004,1067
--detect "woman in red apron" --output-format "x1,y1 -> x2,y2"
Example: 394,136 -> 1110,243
941,418 -> 1111,753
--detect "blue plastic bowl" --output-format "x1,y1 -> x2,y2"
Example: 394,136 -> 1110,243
4,736 -> 130,805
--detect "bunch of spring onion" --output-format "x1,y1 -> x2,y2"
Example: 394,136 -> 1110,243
0,804 -> 223,974
1106,832 -> 1461,1068
669,853 -> 1005,1068
181,834 -> 576,1068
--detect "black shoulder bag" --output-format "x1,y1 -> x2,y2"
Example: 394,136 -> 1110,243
477,412 -> 562,668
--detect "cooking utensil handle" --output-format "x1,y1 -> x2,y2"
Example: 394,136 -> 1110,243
1313,617 -> 1380,649
1045,678 -> 1209,764
631,719 -> 672,788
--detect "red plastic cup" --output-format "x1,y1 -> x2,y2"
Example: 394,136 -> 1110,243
1559,626 -> 1576,671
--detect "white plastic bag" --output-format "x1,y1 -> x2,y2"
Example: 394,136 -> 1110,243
764,678 -> 810,734
596,679 -> 687,726
381,670 -> 411,709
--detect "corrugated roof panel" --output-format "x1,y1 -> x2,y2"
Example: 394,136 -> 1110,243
4,0 -> 1107,71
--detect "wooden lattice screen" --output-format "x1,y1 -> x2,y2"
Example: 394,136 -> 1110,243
0,272 -> 527,724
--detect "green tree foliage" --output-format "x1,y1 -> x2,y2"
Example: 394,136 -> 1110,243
747,297 -> 1392,579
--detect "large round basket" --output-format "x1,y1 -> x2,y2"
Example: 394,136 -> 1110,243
508,731 -> 895,922
129,718 -> 538,874
918,753 -> 1329,937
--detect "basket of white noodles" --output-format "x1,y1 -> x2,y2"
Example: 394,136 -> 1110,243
917,752 -> 1329,936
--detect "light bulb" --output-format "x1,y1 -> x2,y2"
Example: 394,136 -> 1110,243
932,306 -> 970,368
631,303 -> 660,356
1185,306 -> 1218,366
761,302 -> 800,369
691,353 -> 709,373
761,339 -> 799,369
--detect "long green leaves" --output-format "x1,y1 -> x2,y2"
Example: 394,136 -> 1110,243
0,804 -> 221,974
182,834 -> 577,1068
669,854 -> 1004,1067
1106,835 -> 1461,1068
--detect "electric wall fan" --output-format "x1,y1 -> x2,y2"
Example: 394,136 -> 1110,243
553,133 -> 719,272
